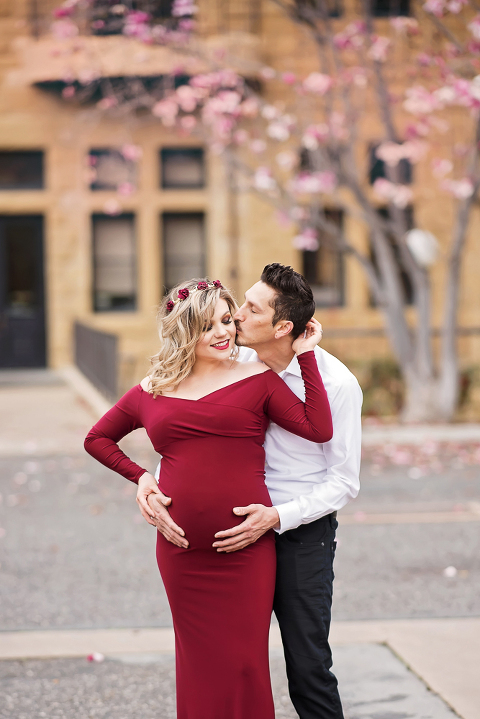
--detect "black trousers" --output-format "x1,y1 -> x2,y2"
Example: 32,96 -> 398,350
273,513 -> 344,719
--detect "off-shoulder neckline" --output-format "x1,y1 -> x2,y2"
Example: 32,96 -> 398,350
137,369 -> 275,402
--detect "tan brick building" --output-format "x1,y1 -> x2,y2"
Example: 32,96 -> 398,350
1,0 -> 479,406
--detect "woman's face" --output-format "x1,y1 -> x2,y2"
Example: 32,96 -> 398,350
195,298 -> 236,363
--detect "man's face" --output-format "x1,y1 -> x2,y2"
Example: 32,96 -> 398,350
234,281 -> 278,348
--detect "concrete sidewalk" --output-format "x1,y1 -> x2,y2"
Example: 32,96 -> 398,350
0,617 -> 477,718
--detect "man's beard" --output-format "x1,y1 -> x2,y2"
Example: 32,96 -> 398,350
235,333 -> 249,347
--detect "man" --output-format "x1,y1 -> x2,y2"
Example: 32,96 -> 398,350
137,263 -> 362,719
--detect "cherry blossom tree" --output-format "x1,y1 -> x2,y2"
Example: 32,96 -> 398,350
51,0 -> 480,422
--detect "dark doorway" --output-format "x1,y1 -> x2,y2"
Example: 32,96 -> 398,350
0,216 -> 46,367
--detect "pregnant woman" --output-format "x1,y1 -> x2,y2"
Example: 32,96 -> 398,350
84,278 -> 332,719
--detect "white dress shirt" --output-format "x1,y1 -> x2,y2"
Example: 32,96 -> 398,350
239,346 -> 363,533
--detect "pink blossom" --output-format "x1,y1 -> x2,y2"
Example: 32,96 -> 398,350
87,652 -> 105,662
291,206 -> 309,221
261,104 -> 279,121
51,19 -> 79,39
267,122 -> 290,142
260,66 -> 276,80
103,199 -> 122,216
53,7 -> 75,19
97,97 -> 118,110
172,0 -> 198,16
180,115 -> 197,131
303,72 -> 333,95
423,0 -> 445,16
333,21 -> 366,50
368,36 -> 391,63
373,178 -> 413,208
276,151 -> 298,171
350,67 -> 368,88
469,15 -> 480,40
292,171 -> 337,195
118,182 -> 135,196
390,17 -> 419,34
175,85 -> 198,113
282,72 -> 297,85
301,124 -> 329,151
204,91 -> 242,118
447,0 -> 467,13
62,85 -> 75,99
403,86 -> 440,115
234,129 -> 249,145
152,98 -> 178,125
178,19 -> 196,32
253,167 -> 277,192
240,98 -> 259,118
441,178 -> 475,199
250,139 -> 266,154
91,20 -> 105,30
417,53 -> 433,66
211,116 -> 235,140
376,140 -> 428,166
121,144 -> 142,162
432,158 -> 453,177
293,228 -> 319,252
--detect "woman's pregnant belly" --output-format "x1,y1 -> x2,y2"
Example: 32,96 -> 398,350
158,437 -> 271,550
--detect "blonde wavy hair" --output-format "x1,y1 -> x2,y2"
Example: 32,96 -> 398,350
147,278 -> 239,397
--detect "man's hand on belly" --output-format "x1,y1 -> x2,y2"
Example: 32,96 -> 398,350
212,505 -> 280,553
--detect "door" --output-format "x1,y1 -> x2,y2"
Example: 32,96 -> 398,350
0,216 -> 46,367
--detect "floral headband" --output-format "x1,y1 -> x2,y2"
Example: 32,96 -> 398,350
166,280 -> 223,313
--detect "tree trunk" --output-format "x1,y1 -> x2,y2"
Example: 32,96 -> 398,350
401,367 -> 458,423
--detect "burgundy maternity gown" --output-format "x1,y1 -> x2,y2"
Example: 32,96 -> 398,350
84,351 -> 332,719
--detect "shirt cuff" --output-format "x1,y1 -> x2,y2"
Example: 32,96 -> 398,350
274,500 -> 303,534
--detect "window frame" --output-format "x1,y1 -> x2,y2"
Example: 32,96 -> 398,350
91,212 -> 138,313
0,151 -> 44,191
301,209 -> 345,309
160,148 -> 206,190
162,211 -> 206,292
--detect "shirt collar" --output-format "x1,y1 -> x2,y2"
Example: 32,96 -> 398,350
279,346 -> 320,379
279,353 -> 302,379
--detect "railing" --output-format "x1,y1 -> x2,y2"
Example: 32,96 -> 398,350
74,322 -> 118,401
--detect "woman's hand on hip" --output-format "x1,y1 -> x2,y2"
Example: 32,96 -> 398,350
292,318 -> 323,356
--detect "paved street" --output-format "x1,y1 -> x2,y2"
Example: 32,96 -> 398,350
1,452 -> 479,629
0,373 -> 479,718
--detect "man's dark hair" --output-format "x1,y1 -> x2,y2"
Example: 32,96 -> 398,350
260,263 -> 315,339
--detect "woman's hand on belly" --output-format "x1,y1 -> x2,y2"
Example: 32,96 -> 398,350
147,491 -> 189,549
212,504 -> 280,553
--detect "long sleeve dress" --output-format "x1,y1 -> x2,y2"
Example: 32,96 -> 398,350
84,351 -> 332,719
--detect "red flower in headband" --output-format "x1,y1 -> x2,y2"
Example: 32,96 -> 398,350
166,300 -> 175,313
197,281 -> 209,290
213,280 -> 223,288
178,288 -> 190,300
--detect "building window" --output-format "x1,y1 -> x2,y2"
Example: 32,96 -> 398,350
0,151 -> 44,190
162,213 -> 206,290
369,145 -> 412,185
90,1 -> 173,35
89,149 -> 136,191
92,214 -> 137,312
372,0 -> 410,16
302,210 -> 345,308
371,207 -> 414,305
160,149 -> 205,189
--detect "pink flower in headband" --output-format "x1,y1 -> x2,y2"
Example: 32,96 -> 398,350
166,300 -> 175,313
178,288 -> 190,300
197,281 -> 209,290
213,280 -> 223,288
